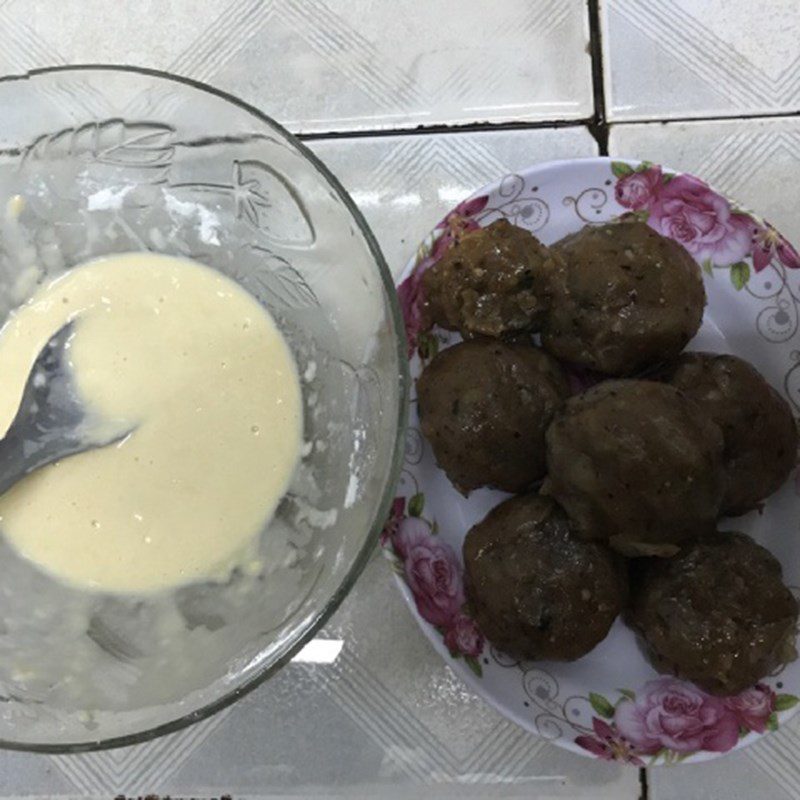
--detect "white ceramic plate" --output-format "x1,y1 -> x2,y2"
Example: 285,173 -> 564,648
384,157 -> 800,766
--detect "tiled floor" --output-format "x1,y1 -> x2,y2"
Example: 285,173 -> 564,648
1,0 -> 593,134
649,714 -> 800,800
602,0 -> 800,121
0,1 -> 799,798
4,553 -> 638,799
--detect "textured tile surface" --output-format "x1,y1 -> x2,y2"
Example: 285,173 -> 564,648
0,558 -> 639,798
311,126 -> 600,277
602,0 -> 800,121
3,0 -> 593,133
609,116 -> 800,246
649,713 -> 800,800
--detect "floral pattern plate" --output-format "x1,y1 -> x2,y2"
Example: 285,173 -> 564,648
384,157 -> 800,766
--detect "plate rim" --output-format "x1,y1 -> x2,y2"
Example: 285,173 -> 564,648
387,155 -> 800,767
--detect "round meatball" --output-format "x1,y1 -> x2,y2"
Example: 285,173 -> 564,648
660,353 -> 798,515
544,380 -> 725,556
422,219 -> 558,338
417,339 -> 569,494
542,221 -> 706,375
463,494 -> 625,661
629,532 -> 798,695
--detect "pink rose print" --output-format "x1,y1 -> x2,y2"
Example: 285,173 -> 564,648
647,174 -> 752,267
614,678 -> 739,754
615,166 -> 663,211
392,514 -> 431,559
752,222 -> 800,273
380,497 -> 405,548
431,194 -> 489,260
444,613 -> 484,658
397,194 -> 488,357
437,194 -> 489,225
385,496 -> 484,668
725,684 -> 776,734
397,263 -> 430,358
395,517 -> 465,627
575,718 -> 645,766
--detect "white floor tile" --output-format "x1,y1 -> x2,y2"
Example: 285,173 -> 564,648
602,0 -> 800,121
309,126 -> 599,278
610,117 -> 800,246
0,555 -> 641,798
6,0 -> 594,134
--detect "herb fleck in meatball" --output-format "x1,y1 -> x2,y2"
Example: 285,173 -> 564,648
659,352 -> 798,515
544,380 -> 724,556
417,339 -> 569,494
629,532 -> 798,695
542,221 -> 705,375
422,219 -> 558,338
463,494 -> 626,661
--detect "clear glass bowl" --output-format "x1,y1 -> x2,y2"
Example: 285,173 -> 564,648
0,66 -> 408,751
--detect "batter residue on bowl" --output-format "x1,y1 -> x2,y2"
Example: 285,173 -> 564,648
0,252 -> 303,593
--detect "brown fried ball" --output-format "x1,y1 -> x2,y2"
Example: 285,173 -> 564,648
544,380 -> 725,556
542,221 -> 705,375
658,352 -> 798,515
417,339 -> 569,494
628,531 -> 798,695
422,219 -> 558,338
463,494 -> 626,661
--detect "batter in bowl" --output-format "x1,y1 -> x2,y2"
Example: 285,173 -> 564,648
0,252 -> 303,593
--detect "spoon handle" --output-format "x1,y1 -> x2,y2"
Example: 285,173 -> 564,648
0,426 -> 42,497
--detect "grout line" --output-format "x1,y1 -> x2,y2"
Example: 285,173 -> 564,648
608,108 -> 800,129
586,0 -> 609,154
640,764 -> 650,800
297,0 -> 616,152
295,105 -> 800,145
296,117 -> 594,142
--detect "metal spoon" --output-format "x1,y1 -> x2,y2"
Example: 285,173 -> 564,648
0,320 -> 134,497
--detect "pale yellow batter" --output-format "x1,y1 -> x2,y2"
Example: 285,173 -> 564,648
0,252 -> 303,593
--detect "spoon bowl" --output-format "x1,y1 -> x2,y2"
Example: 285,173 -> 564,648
0,320 -> 134,498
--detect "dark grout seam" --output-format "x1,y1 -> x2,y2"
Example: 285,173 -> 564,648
296,117 -> 594,142
590,6 -> 644,793
607,108 -> 800,128
640,762 -> 649,800
299,0 -> 615,157
297,99 -> 800,148
586,0 -> 609,155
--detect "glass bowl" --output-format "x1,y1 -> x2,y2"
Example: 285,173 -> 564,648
0,66 -> 408,751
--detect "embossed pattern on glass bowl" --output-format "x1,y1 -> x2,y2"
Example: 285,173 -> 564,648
0,66 -> 407,752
